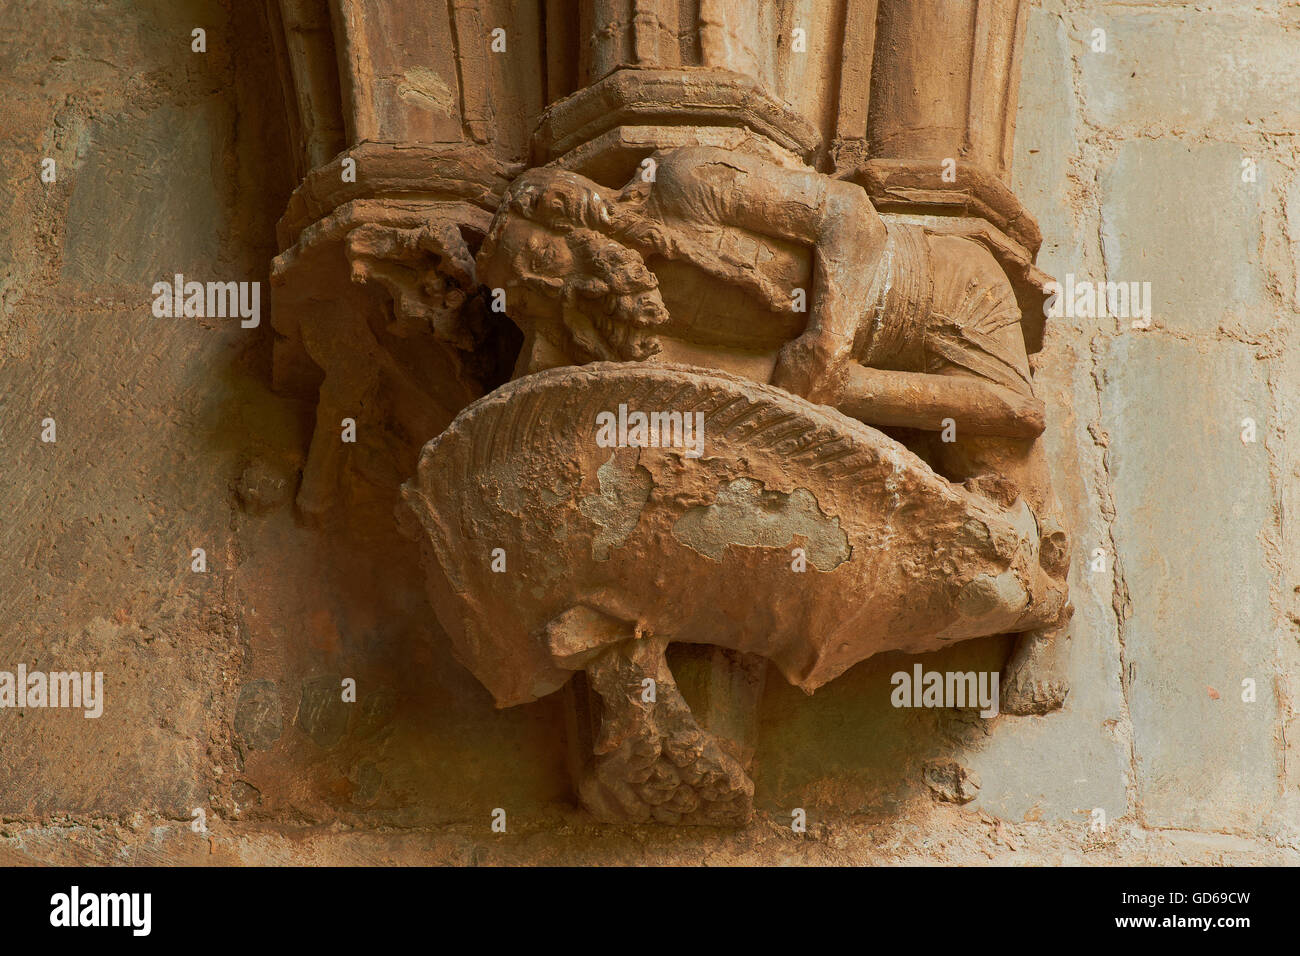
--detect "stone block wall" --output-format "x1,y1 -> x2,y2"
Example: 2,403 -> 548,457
0,0 -> 1296,864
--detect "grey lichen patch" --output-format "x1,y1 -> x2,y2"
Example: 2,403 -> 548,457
396,67 -> 459,116
579,451 -> 653,560
672,477 -> 850,570
489,461 -> 575,516
956,571 -> 1028,619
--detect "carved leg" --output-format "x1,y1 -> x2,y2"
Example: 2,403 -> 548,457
578,635 -> 754,825
1001,619 -> 1071,715
1002,506 -> 1073,714
933,435 -> 1073,715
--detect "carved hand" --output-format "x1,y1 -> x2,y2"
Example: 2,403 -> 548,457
770,328 -> 853,406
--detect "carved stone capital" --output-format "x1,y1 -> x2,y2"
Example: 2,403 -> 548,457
263,0 -> 1070,826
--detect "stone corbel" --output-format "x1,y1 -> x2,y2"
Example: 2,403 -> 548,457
261,0 -> 1071,828
268,143 -> 517,517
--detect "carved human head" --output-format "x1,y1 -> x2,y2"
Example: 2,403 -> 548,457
477,167 -> 670,362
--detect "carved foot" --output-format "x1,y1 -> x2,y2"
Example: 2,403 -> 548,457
579,636 -> 754,825
1001,623 -> 1070,715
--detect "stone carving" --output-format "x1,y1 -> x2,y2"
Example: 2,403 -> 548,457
266,0 -> 1067,825
268,146 -> 519,517
403,359 -> 1069,823
475,149 -> 1051,442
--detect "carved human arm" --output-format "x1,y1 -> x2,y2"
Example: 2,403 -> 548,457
652,151 -> 1045,437
830,364 -> 1045,438
767,189 -> 1043,435
654,149 -> 884,380
767,176 -> 884,399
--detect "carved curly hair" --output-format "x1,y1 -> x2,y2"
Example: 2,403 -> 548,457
477,168 -> 673,362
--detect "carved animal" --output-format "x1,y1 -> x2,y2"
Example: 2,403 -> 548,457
401,148 -> 1071,824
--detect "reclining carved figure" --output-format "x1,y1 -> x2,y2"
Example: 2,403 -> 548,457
409,146 -> 1072,823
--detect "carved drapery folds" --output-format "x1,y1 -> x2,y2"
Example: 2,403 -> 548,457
266,0 -> 1067,825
